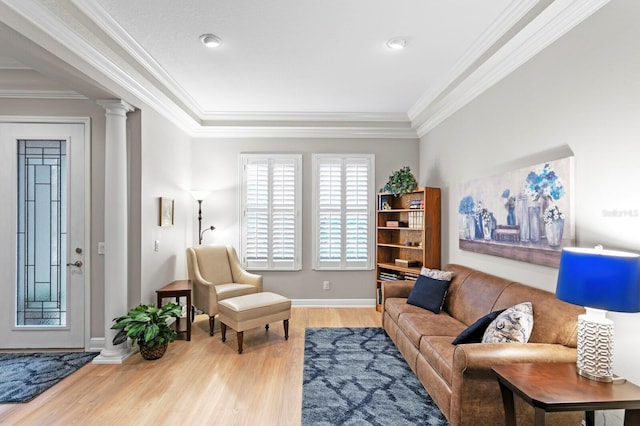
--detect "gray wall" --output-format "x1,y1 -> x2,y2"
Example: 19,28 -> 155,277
420,1 -> 640,422
191,137 -> 419,301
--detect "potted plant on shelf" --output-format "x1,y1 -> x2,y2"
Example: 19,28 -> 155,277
380,166 -> 418,197
112,302 -> 182,360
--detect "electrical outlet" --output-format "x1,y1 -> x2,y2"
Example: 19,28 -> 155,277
323,280 -> 330,290
154,240 -> 160,252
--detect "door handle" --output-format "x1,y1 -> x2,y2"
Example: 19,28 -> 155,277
66,260 -> 83,267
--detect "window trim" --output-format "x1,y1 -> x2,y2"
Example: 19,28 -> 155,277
312,153 -> 375,271
239,153 -> 302,271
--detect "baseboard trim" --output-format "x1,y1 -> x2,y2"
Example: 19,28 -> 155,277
291,299 -> 376,307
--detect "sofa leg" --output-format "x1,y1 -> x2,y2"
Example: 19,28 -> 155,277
209,315 -> 215,336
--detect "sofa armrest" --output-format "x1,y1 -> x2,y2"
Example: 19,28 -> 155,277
453,342 -> 577,372
381,279 -> 415,301
449,343 -> 577,426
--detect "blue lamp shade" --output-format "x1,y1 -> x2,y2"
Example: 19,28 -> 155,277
556,247 -> 640,313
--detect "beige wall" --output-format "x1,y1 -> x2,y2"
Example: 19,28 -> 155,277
420,2 -> 640,423
191,137 -> 419,301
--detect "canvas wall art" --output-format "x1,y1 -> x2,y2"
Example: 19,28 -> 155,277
458,156 -> 574,267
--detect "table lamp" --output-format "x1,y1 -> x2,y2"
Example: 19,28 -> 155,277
555,246 -> 640,382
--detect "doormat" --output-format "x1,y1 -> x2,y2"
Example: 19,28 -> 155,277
0,352 -> 98,403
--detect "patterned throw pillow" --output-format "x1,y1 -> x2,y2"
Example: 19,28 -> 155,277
420,267 -> 454,281
481,302 -> 534,343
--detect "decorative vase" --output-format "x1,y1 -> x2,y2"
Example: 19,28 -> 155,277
139,342 -> 168,360
545,219 -> 564,247
474,218 -> 483,240
528,205 -> 541,242
463,215 -> 475,239
482,220 -> 492,240
506,207 -> 516,226
516,194 -> 529,242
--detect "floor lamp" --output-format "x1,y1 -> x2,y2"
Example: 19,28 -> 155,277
190,191 -> 215,245
555,246 -> 640,382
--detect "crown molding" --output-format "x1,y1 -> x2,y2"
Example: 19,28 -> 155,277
0,89 -> 87,99
190,125 -> 417,139
412,0 -> 611,137
408,0 -> 540,122
199,111 -> 410,123
2,0 -> 201,132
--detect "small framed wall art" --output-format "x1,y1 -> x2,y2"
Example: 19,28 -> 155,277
159,197 -> 174,227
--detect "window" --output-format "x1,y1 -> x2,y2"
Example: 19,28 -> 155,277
313,154 -> 374,270
240,154 -> 301,270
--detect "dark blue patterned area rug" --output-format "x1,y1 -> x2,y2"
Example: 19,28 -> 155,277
0,352 -> 98,403
302,327 -> 449,426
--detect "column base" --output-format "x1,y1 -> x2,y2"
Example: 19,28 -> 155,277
92,346 -> 135,364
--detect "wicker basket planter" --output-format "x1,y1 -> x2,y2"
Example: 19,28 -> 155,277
140,342 -> 168,360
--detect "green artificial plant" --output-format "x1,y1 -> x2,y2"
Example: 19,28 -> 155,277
380,166 -> 418,197
111,303 -> 182,348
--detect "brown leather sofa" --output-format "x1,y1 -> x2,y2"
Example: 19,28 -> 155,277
382,264 -> 584,426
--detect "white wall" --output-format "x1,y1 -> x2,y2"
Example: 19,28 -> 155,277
420,0 -> 640,423
192,137 -> 419,301
139,107 -> 193,305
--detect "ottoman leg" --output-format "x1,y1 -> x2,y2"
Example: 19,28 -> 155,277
284,319 -> 289,340
237,331 -> 244,354
265,324 -> 269,331
221,322 -> 227,342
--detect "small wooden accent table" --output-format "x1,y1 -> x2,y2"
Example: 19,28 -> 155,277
492,363 -> 640,426
156,280 -> 192,342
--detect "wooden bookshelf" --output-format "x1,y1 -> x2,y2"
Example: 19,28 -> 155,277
375,187 -> 441,311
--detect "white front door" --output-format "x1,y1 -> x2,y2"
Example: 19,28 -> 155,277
0,121 -> 88,349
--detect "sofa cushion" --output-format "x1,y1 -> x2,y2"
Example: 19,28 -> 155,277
419,335 -> 458,386
452,309 -> 505,345
482,302 -> 534,343
398,311 -> 465,348
407,275 -> 451,313
384,297 -> 429,324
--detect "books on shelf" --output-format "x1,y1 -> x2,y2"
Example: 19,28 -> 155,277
408,211 -> 423,228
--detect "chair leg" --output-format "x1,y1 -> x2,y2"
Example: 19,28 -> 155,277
209,315 -> 215,336
284,319 -> 289,340
237,331 -> 244,354
221,322 -> 227,342
265,324 -> 269,331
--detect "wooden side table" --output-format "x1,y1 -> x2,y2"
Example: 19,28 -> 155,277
492,363 -> 640,426
156,280 -> 192,342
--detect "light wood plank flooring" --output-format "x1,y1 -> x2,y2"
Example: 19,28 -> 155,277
0,307 -> 381,425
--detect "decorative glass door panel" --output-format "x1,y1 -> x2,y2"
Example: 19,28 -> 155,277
16,139 -> 67,327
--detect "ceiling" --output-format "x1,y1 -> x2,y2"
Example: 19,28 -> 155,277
0,0 -> 610,137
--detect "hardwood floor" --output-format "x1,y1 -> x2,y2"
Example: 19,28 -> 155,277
0,307 -> 381,425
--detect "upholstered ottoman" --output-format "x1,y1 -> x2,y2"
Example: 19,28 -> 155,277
217,292 -> 291,354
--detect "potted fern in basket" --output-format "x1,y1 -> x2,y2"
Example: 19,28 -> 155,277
111,303 -> 182,360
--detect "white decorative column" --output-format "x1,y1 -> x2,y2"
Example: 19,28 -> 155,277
93,100 -> 135,364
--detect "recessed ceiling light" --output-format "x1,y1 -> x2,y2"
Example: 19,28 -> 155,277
386,38 -> 407,50
200,34 -> 223,48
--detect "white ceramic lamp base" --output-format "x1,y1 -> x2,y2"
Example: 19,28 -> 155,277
576,307 -> 614,382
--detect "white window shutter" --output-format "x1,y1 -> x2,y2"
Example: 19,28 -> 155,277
241,155 -> 301,270
313,154 -> 374,270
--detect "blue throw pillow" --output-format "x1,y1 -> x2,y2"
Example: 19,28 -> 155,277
452,309 -> 505,345
406,275 -> 451,314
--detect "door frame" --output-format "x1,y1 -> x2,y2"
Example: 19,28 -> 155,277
1,115 -> 91,350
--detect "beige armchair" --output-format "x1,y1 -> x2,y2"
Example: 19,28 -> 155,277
186,245 -> 262,336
